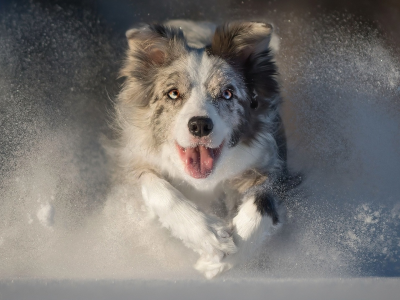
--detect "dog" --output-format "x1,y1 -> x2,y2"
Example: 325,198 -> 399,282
112,20 -> 299,278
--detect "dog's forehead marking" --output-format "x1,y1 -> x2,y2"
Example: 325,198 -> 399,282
185,51 -> 211,88
184,51 -> 240,96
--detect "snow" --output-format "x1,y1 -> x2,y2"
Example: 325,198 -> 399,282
1,278 -> 400,300
36,203 -> 55,228
0,0 -> 399,297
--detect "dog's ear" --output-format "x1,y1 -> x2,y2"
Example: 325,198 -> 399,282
211,22 -> 272,66
211,22 -> 278,105
121,24 -> 186,77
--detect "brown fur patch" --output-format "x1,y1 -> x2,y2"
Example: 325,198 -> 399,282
229,169 -> 269,194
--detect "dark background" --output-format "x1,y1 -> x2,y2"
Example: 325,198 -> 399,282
1,0 -> 400,43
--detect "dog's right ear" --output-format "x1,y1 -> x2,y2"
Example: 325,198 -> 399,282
123,24 -> 186,73
210,22 -> 278,104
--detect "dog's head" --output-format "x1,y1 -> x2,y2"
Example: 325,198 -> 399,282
117,22 -> 281,189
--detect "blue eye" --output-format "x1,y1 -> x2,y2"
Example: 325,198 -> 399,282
222,89 -> 233,100
168,89 -> 180,100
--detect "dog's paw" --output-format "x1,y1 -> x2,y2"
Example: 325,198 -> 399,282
192,223 -> 236,279
194,254 -> 233,279
202,222 -> 237,257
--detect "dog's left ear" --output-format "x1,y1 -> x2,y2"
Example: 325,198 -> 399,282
211,22 -> 272,67
211,22 -> 278,103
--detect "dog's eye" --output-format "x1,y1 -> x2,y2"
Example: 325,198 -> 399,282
221,89 -> 233,100
167,89 -> 180,100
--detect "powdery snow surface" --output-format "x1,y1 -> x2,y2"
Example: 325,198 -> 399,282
0,0 -> 399,297
1,278 -> 400,300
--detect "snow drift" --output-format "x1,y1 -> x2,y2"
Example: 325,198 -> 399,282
0,1 -> 399,282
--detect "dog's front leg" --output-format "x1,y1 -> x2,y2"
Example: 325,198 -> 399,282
140,172 -> 237,277
227,187 -> 281,267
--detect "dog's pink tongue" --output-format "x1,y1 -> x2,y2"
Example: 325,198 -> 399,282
184,145 -> 214,178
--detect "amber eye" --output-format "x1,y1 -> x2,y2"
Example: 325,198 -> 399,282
167,89 -> 180,100
221,89 -> 233,100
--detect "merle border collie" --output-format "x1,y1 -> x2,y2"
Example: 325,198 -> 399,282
112,20 -> 300,278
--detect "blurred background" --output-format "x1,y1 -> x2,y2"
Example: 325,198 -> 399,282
0,0 -> 399,280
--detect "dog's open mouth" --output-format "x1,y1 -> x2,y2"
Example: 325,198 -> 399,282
176,142 -> 224,179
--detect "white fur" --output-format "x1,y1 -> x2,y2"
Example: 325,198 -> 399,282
174,95 -> 229,149
195,196 -> 280,278
229,197 -> 279,264
140,172 -> 237,258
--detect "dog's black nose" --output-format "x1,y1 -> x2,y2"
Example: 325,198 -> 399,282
188,117 -> 214,137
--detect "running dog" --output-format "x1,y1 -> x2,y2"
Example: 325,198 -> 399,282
113,20 -> 298,278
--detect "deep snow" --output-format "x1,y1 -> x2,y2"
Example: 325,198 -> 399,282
2,278 -> 400,300
0,0 -> 399,294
